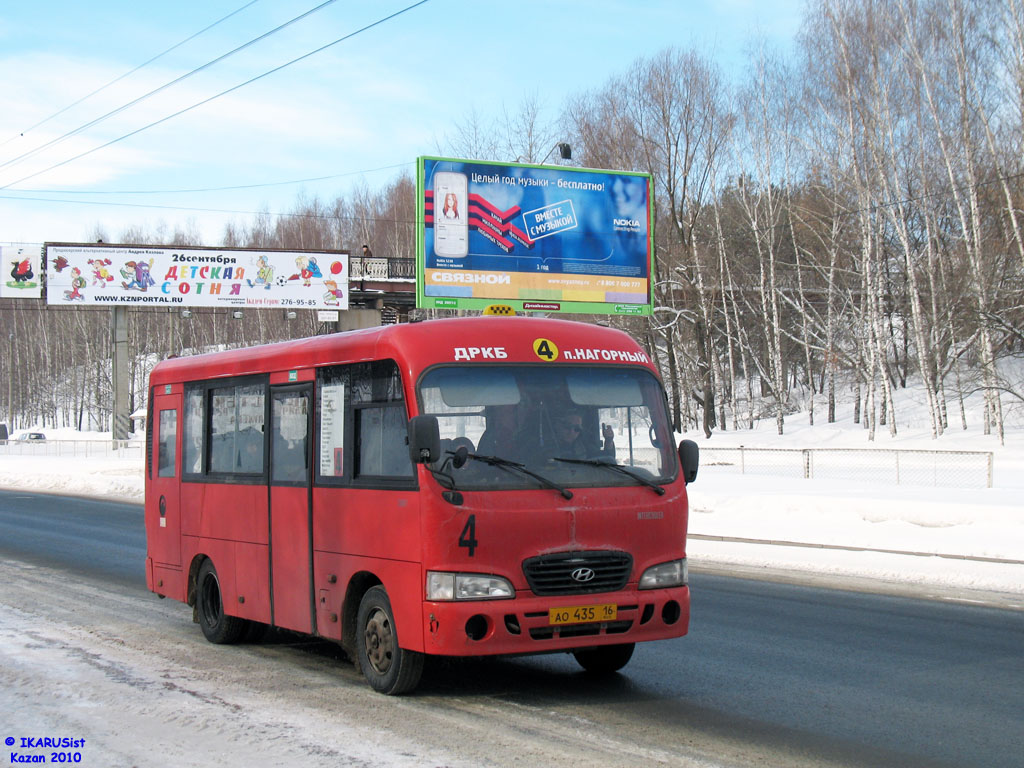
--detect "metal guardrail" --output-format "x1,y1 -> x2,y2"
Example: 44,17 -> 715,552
698,447 -> 994,488
0,441 -> 995,488
0,439 -> 144,459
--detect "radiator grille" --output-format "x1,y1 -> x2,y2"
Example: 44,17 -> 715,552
522,550 -> 632,596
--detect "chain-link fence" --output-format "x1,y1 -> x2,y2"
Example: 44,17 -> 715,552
0,439 -> 144,460
698,447 -> 994,488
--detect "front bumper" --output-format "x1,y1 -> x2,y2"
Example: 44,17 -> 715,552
421,585 -> 689,656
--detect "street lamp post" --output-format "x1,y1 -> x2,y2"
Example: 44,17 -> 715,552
542,142 -> 572,164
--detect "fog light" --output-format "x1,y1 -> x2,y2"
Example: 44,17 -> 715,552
465,614 -> 489,641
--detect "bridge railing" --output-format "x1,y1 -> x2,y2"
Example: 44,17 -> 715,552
350,256 -> 415,280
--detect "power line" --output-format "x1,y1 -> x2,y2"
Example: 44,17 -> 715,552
0,182 -> 421,227
9,162 -> 411,195
0,1 -> 430,192
0,1 -> 261,151
0,0 -> 342,176
3,163 -> 1019,240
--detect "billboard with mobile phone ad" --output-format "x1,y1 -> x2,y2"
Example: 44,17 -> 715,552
416,156 -> 652,316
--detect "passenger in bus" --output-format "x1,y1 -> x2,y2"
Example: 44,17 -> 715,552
477,405 -> 523,460
550,411 -> 615,460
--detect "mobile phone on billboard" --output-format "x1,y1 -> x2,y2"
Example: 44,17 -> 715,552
433,171 -> 469,258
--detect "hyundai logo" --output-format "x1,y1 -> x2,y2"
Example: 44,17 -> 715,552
571,567 -> 596,583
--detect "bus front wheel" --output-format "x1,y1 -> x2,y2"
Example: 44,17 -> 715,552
196,559 -> 247,644
572,642 -> 635,674
356,585 -> 424,695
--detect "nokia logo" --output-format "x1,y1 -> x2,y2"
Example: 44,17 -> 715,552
570,567 -> 596,583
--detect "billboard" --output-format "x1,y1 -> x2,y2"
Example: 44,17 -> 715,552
1,244 -> 43,299
417,157 -> 652,315
45,244 -> 349,310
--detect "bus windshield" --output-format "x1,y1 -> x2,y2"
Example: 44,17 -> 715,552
418,365 -> 677,492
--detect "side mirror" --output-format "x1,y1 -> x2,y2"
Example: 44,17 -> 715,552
678,439 -> 699,484
408,415 -> 441,464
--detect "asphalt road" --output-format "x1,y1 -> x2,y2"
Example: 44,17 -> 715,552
2,488 -> 1022,767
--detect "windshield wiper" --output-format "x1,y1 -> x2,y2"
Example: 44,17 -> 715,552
467,452 -> 573,500
553,457 -> 666,495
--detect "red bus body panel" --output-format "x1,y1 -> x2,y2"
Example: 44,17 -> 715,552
145,317 -> 691,660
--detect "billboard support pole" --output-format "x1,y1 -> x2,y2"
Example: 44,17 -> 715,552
6,331 -> 13,432
111,306 -> 130,441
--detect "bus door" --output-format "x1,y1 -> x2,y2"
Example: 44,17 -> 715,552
268,384 -> 314,634
148,390 -> 182,566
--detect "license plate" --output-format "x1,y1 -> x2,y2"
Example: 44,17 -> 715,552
549,603 -> 617,625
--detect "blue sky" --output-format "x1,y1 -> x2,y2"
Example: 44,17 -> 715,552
0,0 -> 802,248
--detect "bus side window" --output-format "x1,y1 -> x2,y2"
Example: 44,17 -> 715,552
183,388 -> 204,475
210,382 -> 266,475
158,408 -> 177,478
356,405 -> 413,478
319,359 -> 412,483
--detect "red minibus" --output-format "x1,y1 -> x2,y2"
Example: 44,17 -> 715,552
145,315 -> 698,694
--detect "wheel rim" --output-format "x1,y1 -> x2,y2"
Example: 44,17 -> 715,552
200,573 -> 222,628
363,607 -> 394,675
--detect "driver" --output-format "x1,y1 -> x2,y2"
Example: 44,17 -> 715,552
550,411 -> 615,459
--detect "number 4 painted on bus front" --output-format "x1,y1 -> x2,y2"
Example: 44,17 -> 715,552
459,515 -> 478,557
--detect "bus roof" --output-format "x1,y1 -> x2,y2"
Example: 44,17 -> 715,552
149,316 -> 656,387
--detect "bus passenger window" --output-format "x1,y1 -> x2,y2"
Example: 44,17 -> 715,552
183,389 -> 204,474
236,427 -> 264,473
272,390 -> 309,483
158,408 -> 177,478
209,383 -> 265,474
356,406 -> 413,478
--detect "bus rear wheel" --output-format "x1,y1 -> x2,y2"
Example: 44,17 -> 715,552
572,642 -> 635,674
356,585 -> 424,695
196,559 -> 247,644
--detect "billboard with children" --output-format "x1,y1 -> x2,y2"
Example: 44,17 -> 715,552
45,243 -> 349,310
416,156 -> 653,316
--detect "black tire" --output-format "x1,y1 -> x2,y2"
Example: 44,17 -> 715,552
196,559 -> 248,644
356,585 -> 424,695
572,642 -> 635,674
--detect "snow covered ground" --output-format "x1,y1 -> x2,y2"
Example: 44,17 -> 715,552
2,385 -> 1022,604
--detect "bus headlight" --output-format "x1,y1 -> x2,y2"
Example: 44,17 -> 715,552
426,571 -> 515,601
639,558 -> 688,589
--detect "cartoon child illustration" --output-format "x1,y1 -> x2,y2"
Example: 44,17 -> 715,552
295,256 -> 309,286
121,259 -> 155,291
64,267 -> 86,301
296,255 -> 323,287
246,255 -> 275,290
88,258 -> 113,286
323,279 -> 343,305
121,261 -> 138,289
